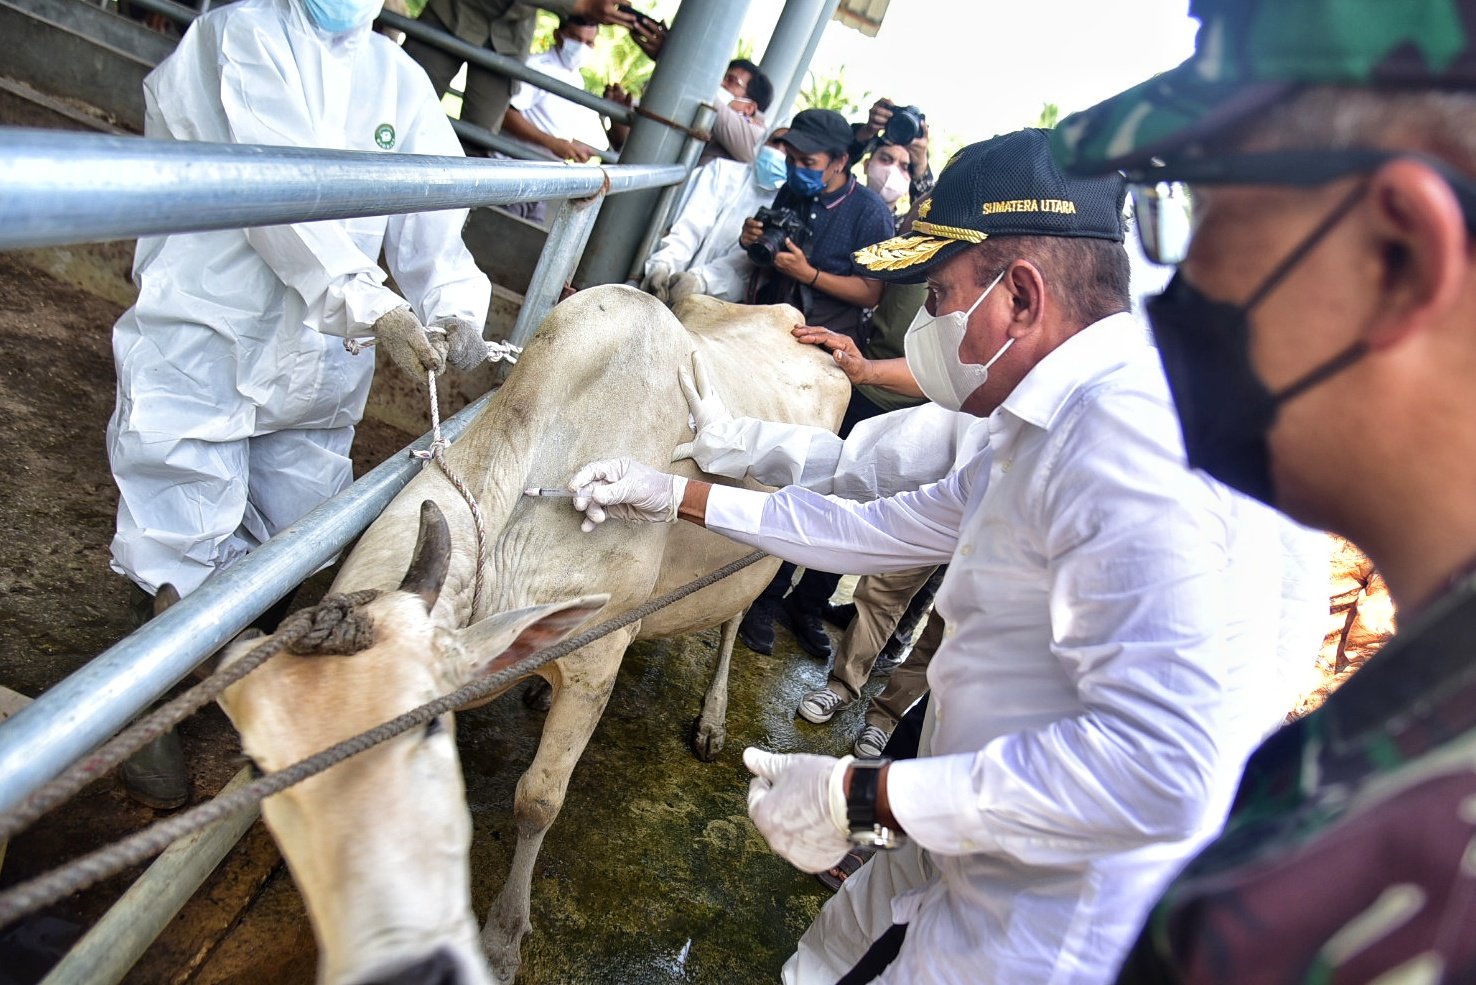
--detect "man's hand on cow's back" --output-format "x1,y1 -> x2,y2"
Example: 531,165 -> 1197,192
793,323 -> 870,386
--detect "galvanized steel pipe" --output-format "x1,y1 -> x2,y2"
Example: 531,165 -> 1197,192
378,10 -> 635,125
0,128 -> 683,249
0,392 -> 493,816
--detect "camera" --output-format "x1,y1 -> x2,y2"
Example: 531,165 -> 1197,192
746,206 -> 810,267
882,103 -> 926,146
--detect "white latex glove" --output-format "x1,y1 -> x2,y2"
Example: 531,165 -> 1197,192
642,261 -> 675,303
568,458 -> 689,533
744,747 -> 853,873
433,318 -> 499,371
671,351 -> 733,462
667,270 -> 705,307
373,305 -> 446,378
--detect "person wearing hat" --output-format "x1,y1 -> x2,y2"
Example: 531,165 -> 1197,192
1053,0 -> 1476,979
566,128 -> 1324,984
732,106 -> 898,663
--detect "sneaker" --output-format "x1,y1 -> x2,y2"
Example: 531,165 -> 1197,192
797,687 -> 849,724
853,724 -> 892,759
873,635 -> 912,675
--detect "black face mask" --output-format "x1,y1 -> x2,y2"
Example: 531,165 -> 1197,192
1145,185 -> 1370,507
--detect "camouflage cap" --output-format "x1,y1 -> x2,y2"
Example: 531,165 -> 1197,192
1052,0 -> 1476,175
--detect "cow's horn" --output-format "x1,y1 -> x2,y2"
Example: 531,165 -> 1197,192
398,500 -> 451,611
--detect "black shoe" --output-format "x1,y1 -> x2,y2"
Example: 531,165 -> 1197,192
739,601 -> 778,655
821,602 -> 857,629
121,731 -> 189,810
873,634 -> 911,675
777,599 -> 833,660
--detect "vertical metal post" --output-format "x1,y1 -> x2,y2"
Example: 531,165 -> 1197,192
625,102 -> 717,284
38,768 -> 259,985
573,0 -> 751,288
758,0 -> 839,125
509,190 -> 607,350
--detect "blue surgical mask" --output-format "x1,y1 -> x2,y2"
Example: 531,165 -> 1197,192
754,146 -> 787,190
299,0 -> 377,32
302,0 -> 381,33
786,160 -> 827,197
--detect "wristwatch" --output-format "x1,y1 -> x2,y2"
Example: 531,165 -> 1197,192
845,759 -> 906,849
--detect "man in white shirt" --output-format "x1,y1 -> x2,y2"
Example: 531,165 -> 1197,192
498,16 -> 610,221
566,129 -> 1323,984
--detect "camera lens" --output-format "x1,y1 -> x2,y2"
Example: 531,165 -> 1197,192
883,107 -> 922,147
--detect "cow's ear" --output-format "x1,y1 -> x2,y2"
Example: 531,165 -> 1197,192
448,594 -> 609,680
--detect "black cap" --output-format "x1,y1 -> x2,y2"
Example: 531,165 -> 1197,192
778,109 -> 855,159
855,128 -> 1126,281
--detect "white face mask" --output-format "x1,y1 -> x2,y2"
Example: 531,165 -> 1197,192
713,84 -> 735,107
904,268 -> 1014,412
866,158 -> 909,205
559,37 -> 591,70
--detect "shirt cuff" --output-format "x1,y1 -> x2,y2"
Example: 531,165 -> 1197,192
886,753 -> 994,857
702,484 -> 770,540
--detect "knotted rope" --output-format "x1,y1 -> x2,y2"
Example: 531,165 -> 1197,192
0,550 -> 767,929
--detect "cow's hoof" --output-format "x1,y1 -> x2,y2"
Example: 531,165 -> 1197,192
521,678 -> 553,712
691,716 -> 725,762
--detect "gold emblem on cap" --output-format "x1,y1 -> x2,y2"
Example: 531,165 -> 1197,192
855,235 -> 956,271
911,220 -> 987,244
917,199 -> 933,219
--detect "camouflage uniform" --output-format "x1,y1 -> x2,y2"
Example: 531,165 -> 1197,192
1052,2 -> 1476,981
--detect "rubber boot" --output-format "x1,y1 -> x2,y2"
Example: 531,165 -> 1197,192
120,582 -> 190,810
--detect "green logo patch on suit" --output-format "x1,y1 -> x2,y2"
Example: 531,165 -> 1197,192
374,123 -> 396,150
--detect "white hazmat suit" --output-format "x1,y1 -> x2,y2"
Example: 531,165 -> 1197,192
108,0 -> 492,596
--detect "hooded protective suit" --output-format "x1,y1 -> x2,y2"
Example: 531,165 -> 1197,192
107,0 -> 492,596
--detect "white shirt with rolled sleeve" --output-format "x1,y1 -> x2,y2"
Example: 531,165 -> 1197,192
704,313 -> 1313,984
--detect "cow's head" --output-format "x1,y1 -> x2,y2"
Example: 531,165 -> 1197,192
218,501 -> 606,985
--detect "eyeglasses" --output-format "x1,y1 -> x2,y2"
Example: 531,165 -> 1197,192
1124,148 -> 1476,265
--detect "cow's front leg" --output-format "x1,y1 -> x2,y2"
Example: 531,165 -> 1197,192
481,631 -> 632,982
691,613 -> 738,761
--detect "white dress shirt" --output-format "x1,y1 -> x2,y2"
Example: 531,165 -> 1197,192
704,313 -> 1320,984
508,48 -> 608,153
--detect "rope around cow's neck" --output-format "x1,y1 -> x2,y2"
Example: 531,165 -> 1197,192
415,368 -> 491,621
0,549 -> 770,930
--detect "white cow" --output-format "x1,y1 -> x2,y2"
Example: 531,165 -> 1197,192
217,286 -> 849,985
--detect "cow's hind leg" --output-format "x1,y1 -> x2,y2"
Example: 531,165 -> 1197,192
481,631 -> 632,982
691,613 -> 738,761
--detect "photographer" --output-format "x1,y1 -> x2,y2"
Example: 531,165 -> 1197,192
852,98 -> 933,202
739,108 -> 894,347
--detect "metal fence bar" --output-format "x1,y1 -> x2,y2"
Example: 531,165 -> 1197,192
0,391 -> 493,817
37,767 -> 258,985
0,128 -> 684,249
378,10 -> 634,125
509,192 -> 607,350
626,102 -> 716,283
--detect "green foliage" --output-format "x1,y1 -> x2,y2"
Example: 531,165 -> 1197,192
1035,102 -> 1061,129
796,68 -> 868,119
531,10 -> 658,98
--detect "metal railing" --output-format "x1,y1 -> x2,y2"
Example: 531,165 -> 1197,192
0,125 -> 687,814
114,0 -> 635,163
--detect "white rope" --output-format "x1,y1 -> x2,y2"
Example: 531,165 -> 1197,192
413,369 -> 492,620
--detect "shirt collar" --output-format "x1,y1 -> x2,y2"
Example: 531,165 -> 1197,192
819,176 -> 858,209
996,312 -> 1152,432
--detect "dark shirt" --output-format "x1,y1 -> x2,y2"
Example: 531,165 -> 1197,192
1115,575 -> 1476,984
749,177 -> 894,344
